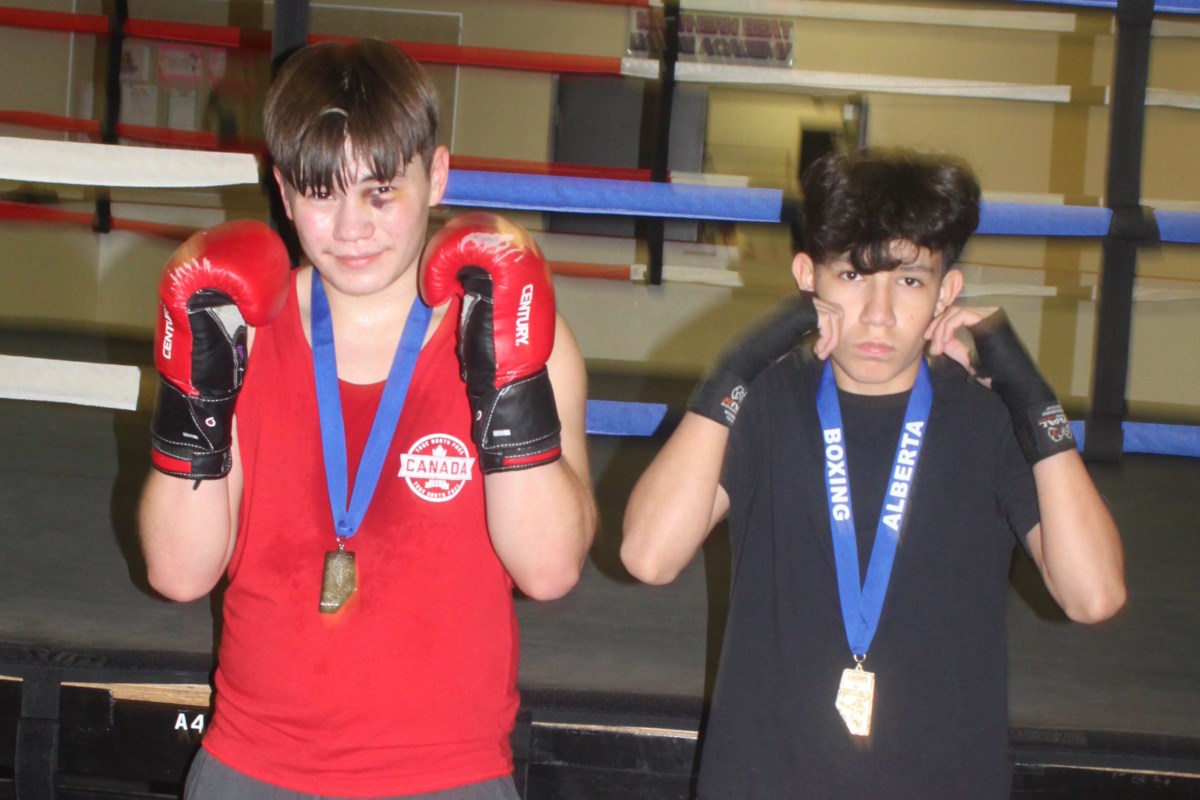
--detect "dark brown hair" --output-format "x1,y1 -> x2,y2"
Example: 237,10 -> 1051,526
799,148 -> 981,272
264,39 -> 439,194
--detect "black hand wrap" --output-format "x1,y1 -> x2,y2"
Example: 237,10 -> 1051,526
688,292 -> 819,427
969,309 -> 1075,465
460,274 -> 562,473
151,292 -> 246,480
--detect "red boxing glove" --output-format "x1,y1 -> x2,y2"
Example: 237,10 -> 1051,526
151,220 -> 290,480
420,212 -> 561,473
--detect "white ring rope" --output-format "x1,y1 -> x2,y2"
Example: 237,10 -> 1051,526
0,355 -> 140,410
614,60 -> 1200,110
0,137 -> 259,188
671,62 -> 1073,103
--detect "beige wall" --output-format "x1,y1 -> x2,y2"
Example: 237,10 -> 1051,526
0,0 -> 1197,419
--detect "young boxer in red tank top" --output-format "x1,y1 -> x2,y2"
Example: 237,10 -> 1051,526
139,39 -> 596,799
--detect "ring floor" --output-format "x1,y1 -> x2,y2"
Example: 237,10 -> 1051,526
1,330 -> 1198,799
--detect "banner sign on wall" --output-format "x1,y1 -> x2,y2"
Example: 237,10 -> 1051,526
628,9 -> 794,68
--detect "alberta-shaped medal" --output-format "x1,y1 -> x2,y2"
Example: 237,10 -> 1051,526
835,662 -> 875,737
320,541 -> 356,613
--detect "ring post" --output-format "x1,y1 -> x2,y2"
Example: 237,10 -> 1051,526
1085,0 -> 1155,463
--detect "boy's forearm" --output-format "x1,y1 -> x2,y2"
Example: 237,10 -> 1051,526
484,320 -> 596,601
621,412 -> 730,585
1029,450 -> 1126,623
485,458 -> 596,601
138,469 -> 237,602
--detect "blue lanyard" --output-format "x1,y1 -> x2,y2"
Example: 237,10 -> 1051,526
816,359 -> 932,659
311,275 -> 431,541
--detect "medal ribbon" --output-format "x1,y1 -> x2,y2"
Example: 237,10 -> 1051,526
311,276 -> 431,540
816,359 -> 932,659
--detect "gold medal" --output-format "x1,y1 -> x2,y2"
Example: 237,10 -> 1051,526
835,661 -> 875,737
319,541 -> 356,614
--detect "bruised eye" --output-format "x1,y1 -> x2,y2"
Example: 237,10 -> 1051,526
368,184 -> 396,208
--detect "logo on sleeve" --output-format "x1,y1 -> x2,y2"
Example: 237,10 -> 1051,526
1035,403 -> 1074,444
398,433 -> 475,502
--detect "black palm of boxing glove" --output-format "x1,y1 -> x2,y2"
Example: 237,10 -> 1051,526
688,292 -> 819,427
969,309 -> 1075,464
151,221 -> 289,480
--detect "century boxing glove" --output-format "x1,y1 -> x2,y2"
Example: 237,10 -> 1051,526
151,219 -> 290,480
968,309 -> 1076,464
420,212 -> 561,473
688,293 -> 820,427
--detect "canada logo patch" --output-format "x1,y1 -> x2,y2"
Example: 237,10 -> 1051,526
398,433 -> 476,502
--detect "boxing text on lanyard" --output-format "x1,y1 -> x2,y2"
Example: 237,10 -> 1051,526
816,359 -> 932,737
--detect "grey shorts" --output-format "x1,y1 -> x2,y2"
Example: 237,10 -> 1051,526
183,747 -> 521,800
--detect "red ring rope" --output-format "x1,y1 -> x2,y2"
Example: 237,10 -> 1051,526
0,6 -> 626,74
0,199 -> 638,278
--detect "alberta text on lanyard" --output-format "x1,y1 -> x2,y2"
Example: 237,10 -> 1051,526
816,359 -> 932,736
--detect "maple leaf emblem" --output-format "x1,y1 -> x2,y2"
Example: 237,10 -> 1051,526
432,445 -> 447,458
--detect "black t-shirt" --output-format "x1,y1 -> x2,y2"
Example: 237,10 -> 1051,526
699,353 -> 1040,800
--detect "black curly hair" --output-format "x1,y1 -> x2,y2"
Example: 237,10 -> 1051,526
798,148 -> 981,272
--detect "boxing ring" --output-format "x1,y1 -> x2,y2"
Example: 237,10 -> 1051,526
3,0 -> 1200,798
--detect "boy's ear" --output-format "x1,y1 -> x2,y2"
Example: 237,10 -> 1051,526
935,267 -> 964,317
792,252 -> 816,292
272,167 -> 294,220
427,146 -> 450,207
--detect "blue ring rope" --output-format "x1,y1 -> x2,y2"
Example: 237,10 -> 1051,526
1154,210 -> 1200,245
586,399 -> 667,437
1006,0 -> 1200,12
1069,421 -> 1200,457
591,399 -> 1200,459
976,203 -> 1112,238
443,171 -> 1200,242
443,170 -> 783,223
590,399 -> 1200,459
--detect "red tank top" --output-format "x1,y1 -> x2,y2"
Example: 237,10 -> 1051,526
204,270 -> 518,796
